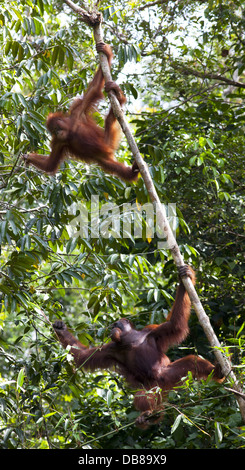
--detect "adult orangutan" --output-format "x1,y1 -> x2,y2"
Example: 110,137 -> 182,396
53,265 -> 224,427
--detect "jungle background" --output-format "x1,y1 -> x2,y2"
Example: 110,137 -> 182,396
0,0 -> 245,450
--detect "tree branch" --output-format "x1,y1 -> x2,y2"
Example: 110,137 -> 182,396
62,0 -> 245,422
176,64 -> 245,89
63,0 -> 102,25
0,153 -> 22,189
138,0 -> 168,10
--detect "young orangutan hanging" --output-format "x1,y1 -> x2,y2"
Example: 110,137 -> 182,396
24,42 -> 139,182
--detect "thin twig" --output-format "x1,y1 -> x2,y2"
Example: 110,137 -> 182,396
176,64 -> 245,89
0,154 -> 22,189
224,387 -> 245,400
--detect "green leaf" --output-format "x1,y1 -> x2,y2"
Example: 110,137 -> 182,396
58,47 -> 65,66
52,46 -> 59,65
106,390 -> 113,407
215,422 -> 223,446
16,367 -> 25,392
198,136 -> 206,147
206,138 -> 216,149
66,237 -> 77,253
171,414 -> 182,434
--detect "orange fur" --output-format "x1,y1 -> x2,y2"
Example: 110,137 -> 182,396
23,43 -> 139,182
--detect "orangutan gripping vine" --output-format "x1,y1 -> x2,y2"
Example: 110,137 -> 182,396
23,42 -> 139,182
53,265 -> 224,428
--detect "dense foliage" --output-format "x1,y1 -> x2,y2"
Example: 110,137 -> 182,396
0,0 -> 244,449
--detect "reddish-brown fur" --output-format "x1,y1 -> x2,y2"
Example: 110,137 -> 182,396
23,43 -> 139,182
53,266 -> 224,428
